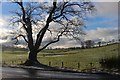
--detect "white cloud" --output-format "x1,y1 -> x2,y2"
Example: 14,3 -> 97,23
0,17 -> 9,38
49,38 -> 81,48
0,15 -> 118,48
92,0 -> 119,2
1,2 -> 119,48
0,16 -> 14,39
34,0 -> 120,2
83,2 -> 118,42
95,2 -> 118,16
85,27 -> 118,41
1,27 -> 118,48
47,27 -> 118,48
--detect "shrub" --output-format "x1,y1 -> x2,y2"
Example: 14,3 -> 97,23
99,56 -> 120,69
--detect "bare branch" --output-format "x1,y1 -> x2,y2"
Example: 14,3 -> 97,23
13,34 -> 28,43
35,1 -> 57,50
10,1 -> 95,53
37,27 -> 67,52
15,2 -> 27,31
47,28 -> 52,36
53,2 -> 68,19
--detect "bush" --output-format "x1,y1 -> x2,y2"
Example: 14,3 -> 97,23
99,56 -> 120,69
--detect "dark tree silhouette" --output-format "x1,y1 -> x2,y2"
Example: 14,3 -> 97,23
10,0 -> 95,66
98,41 -> 101,47
85,40 -> 94,48
81,41 -> 85,49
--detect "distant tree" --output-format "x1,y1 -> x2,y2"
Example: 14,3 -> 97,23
98,41 -> 101,47
119,39 -> 120,43
81,41 -> 85,49
85,40 -> 94,48
112,39 -> 115,43
10,0 -> 95,66
106,41 -> 109,45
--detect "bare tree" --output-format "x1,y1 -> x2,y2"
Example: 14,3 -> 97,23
85,40 -> 94,48
10,0 -> 95,66
98,41 -> 101,47
81,41 -> 85,49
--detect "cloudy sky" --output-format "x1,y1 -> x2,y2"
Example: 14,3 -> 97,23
0,0 -> 119,48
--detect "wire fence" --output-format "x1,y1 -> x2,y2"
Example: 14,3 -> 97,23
1,60 -> 101,71
46,61 -> 100,70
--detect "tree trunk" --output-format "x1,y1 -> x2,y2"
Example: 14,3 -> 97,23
24,50 -> 40,66
28,51 -> 37,61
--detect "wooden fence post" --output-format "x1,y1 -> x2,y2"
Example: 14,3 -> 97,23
49,61 -> 51,66
21,60 -> 23,64
12,61 -> 14,64
61,62 -> 64,68
3,61 -> 5,65
78,62 -> 80,69
90,62 -> 93,69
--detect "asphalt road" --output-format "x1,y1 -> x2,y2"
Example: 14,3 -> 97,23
1,67 -> 120,80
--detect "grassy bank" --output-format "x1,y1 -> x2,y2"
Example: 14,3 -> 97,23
2,43 -> 119,70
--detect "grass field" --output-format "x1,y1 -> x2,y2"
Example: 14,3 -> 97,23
2,43 -> 119,70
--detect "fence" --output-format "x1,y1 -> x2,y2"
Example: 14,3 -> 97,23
2,60 -> 100,71
2,60 -> 24,65
50,61 -> 100,71
48,61 -> 81,69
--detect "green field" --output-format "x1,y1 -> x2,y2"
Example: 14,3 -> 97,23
2,43 -> 119,70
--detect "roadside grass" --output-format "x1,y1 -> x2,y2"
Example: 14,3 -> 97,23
2,43 -> 119,70
2,51 -> 27,65
100,56 -> 120,69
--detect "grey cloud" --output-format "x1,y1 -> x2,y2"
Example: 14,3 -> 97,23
85,27 -> 118,41
95,2 -> 118,17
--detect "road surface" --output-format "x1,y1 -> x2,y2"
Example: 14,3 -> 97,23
1,67 -> 120,80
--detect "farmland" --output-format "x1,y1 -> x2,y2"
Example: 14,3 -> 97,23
2,43 -> 119,70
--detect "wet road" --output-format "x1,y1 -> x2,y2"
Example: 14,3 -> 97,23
1,67 -> 120,80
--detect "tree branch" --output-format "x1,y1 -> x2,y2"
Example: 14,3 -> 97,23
37,27 -> 67,52
35,1 -> 57,50
47,28 -> 52,36
14,34 -> 28,43
10,1 -> 95,53
53,2 -> 67,19
15,2 -> 27,31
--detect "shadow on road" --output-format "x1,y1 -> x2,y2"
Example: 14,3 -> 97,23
2,67 -> 120,80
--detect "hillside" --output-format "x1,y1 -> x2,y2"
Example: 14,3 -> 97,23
40,43 -> 119,69
2,45 -> 27,51
2,43 -> 119,70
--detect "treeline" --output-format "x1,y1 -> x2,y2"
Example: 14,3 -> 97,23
2,45 -> 27,52
47,39 -> 120,50
2,39 -> 120,51
80,39 -> 120,49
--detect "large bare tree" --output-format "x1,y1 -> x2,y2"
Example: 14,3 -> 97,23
10,0 -> 95,66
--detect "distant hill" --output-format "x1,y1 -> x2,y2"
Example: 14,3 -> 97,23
2,45 -> 27,51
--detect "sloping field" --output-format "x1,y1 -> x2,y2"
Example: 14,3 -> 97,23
2,43 -> 119,70
39,43 -> 119,69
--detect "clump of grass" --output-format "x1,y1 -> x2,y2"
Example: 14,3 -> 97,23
99,56 -> 120,69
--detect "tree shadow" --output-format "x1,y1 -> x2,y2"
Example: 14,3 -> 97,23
22,68 -> 38,78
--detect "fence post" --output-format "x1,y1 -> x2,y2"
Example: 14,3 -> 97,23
78,62 -> 80,69
61,62 -> 64,68
12,61 -> 14,64
21,60 -> 23,64
49,61 -> 51,66
90,62 -> 93,69
3,61 -> 5,65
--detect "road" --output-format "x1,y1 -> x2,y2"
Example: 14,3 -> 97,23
1,67 -> 120,80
